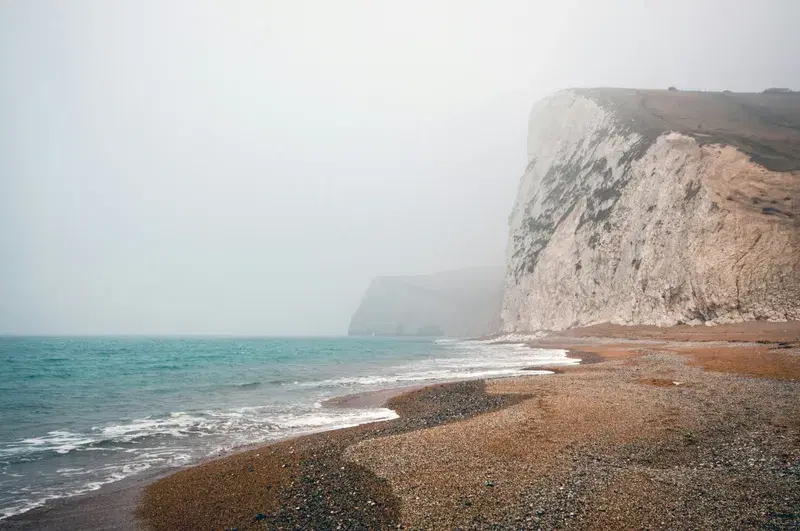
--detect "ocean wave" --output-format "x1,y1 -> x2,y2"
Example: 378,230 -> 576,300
0,338 -> 572,521
0,405 -> 398,464
0,460 -> 154,520
233,381 -> 261,389
297,367 -> 554,389
0,404 -> 398,520
291,346 -> 572,390
476,332 -> 547,343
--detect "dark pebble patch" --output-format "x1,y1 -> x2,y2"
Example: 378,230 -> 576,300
138,380 -> 528,531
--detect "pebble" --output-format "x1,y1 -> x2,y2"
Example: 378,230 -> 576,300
138,357 -> 800,530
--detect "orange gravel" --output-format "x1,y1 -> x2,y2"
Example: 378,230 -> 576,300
137,321 -> 800,530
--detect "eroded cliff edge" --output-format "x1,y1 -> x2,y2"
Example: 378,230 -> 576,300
502,88 -> 800,331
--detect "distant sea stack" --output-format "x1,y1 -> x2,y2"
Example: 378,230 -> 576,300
349,267 -> 504,337
502,88 -> 800,331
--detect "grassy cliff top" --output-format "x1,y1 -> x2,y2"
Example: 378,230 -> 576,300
572,88 -> 800,172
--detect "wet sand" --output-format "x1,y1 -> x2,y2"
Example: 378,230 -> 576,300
3,321 -> 799,530
321,385 -> 428,409
0,468 -> 167,531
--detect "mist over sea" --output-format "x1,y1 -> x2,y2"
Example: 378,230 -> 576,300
0,336 -> 574,518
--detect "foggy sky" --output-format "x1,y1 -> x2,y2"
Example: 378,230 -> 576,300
2,0 -> 798,335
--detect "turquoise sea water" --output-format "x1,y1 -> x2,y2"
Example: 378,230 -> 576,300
0,336 -> 573,518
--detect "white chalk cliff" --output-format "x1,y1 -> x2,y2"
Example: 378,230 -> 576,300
502,88 -> 800,331
349,267 -> 503,337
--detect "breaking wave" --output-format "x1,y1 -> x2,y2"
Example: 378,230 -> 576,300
0,336 -> 573,520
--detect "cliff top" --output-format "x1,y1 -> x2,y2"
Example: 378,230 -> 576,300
572,88 -> 800,172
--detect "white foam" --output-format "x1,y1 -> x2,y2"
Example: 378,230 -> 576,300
273,408 -> 398,430
295,345 -> 573,390
1,339 -> 571,521
0,403 -> 402,521
0,460 -> 154,520
479,332 -> 548,343
96,413 -> 208,440
1,431 -> 100,458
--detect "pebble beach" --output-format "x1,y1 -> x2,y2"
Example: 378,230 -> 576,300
3,322 -> 798,530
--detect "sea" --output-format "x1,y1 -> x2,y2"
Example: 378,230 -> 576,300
0,336 -> 575,519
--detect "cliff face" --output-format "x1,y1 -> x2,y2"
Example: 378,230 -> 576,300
349,267 -> 503,337
503,89 -> 800,331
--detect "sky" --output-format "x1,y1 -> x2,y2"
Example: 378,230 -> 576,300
1,0 -> 798,335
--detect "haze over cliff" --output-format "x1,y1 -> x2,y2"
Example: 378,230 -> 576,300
502,88 -> 800,332
349,267 -> 503,337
